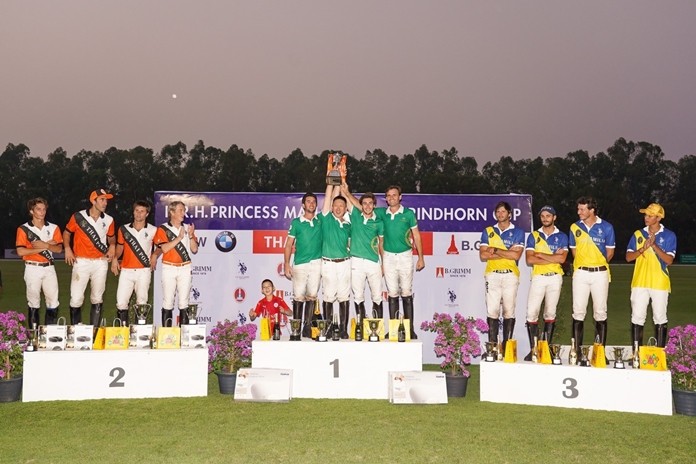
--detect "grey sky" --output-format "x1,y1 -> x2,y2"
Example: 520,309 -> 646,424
2,1 -> 695,164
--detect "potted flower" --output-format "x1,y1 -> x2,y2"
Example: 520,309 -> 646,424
207,315 -> 257,394
665,324 -> 696,416
420,312 -> 488,397
0,311 -> 29,402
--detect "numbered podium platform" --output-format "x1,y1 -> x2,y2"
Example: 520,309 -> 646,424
23,349 -> 208,402
480,361 -> 672,415
251,340 -> 423,399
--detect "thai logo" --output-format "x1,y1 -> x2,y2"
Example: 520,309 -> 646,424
215,231 -> 237,252
234,288 -> 246,303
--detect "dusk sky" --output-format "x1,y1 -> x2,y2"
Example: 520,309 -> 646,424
2,1 -> 695,164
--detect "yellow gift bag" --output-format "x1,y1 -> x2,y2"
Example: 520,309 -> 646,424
388,317 -> 411,342
591,336 -> 607,368
157,326 -> 181,349
104,319 -> 130,350
639,337 -> 667,371
93,318 -> 106,350
503,339 -> 517,363
260,315 -> 271,341
537,339 -> 552,364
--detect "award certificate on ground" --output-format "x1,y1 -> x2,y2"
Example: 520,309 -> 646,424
234,368 -> 293,402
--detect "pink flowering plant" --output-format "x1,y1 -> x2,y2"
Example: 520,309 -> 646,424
420,312 -> 488,377
0,311 -> 29,380
207,317 -> 257,373
665,324 -> 696,392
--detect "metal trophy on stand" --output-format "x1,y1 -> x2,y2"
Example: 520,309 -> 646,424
368,320 -> 380,342
316,320 -> 328,342
289,319 -> 302,341
484,342 -> 497,362
613,347 -> 626,369
133,304 -> 152,325
325,153 -> 347,185
579,345 -> 591,367
550,344 -> 562,365
186,304 -> 201,325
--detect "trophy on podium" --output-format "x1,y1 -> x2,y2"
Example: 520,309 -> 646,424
326,153 -> 347,185
613,346 -> 626,369
133,304 -> 152,325
484,342 -> 497,362
579,346 -> 591,367
368,320 -> 380,342
186,304 -> 201,325
316,320 -> 328,342
289,319 -> 302,341
550,344 -> 562,365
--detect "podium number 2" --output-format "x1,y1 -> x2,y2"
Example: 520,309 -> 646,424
329,359 -> 339,378
562,377 -> 578,398
109,367 -> 126,388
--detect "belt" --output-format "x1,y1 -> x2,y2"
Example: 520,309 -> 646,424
492,269 -> 513,274
163,261 -> 191,267
322,257 -> 350,263
541,272 -> 558,276
26,261 -> 52,267
578,266 -> 607,272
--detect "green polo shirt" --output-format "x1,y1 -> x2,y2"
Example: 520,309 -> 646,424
375,206 -> 417,253
320,211 -> 351,259
349,208 -> 383,263
287,215 -> 322,265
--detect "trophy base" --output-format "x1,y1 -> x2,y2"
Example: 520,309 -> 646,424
318,336 -> 327,342
189,319 -> 197,325
289,334 -> 301,341
137,319 -> 146,325
326,175 -> 342,186
552,358 -> 562,365
484,354 -> 496,362
614,361 -> 625,369
579,360 -> 590,367
369,335 -> 379,342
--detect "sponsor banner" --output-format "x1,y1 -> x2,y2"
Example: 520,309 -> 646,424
154,193 -> 533,363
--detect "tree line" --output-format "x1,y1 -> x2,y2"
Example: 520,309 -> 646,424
1,138 -> 695,259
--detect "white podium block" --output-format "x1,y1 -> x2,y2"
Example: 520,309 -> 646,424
480,361 -> 672,415
251,340 -> 422,399
23,349 -> 208,402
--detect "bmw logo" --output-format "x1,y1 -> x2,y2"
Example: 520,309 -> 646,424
215,231 -> 237,252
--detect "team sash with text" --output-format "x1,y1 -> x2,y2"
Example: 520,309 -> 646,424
74,211 -> 109,255
20,225 -> 54,264
121,225 -> 150,268
161,225 -> 191,263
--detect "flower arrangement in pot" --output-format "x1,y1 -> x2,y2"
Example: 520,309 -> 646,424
0,311 -> 28,381
207,315 -> 257,394
420,312 -> 487,397
665,324 -> 696,415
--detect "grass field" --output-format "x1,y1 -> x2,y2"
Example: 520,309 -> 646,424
1,261 -> 695,464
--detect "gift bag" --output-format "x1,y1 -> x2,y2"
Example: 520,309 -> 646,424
537,339 -> 552,364
591,336 -> 607,368
260,315 -> 271,341
639,337 -> 667,371
349,317 -> 357,340
45,317 -> 68,351
93,318 -> 106,350
503,339 -> 517,363
104,319 -> 130,350
388,318 -> 411,342
157,326 -> 181,349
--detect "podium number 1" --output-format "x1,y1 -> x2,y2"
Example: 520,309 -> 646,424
329,359 -> 339,378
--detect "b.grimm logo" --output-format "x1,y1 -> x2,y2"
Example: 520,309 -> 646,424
215,231 -> 237,252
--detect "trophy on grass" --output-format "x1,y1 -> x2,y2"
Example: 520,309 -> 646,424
186,304 -> 201,325
289,319 -> 302,341
133,304 -> 152,325
368,320 -> 380,342
579,345 -> 591,367
316,320 -> 328,342
613,346 -> 626,369
550,344 -> 562,365
325,153 -> 347,185
484,342 -> 497,362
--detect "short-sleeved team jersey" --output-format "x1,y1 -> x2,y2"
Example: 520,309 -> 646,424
254,295 -> 290,319
627,224 -> 677,291
525,226 -> 568,276
349,208 -> 384,263
320,211 -> 351,259
64,210 -> 115,258
16,221 -> 63,263
153,222 -> 196,264
375,206 -> 417,254
117,223 -> 157,269
480,223 -> 526,275
287,215 -> 322,265
568,217 -> 615,269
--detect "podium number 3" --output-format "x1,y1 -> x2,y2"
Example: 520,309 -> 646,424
109,367 -> 126,388
562,377 -> 578,398
329,359 -> 339,378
